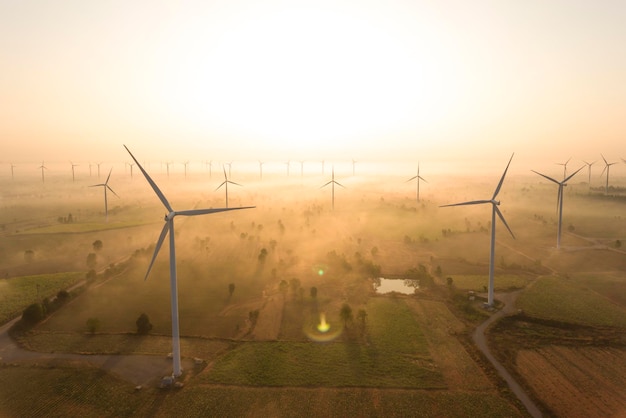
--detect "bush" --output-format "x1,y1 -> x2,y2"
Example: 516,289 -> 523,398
136,313 -> 153,334
86,317 -> 100,334
22,303 -> 46,325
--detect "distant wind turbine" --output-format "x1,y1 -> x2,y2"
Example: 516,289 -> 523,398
285,160 -> 291,176
582,160 -> 596,188
89,168 -> 118,222
10,163 -> 16,180
225,161 -> 232,177
89,163 -> 93,177
600,154 -> 618,195
406,162 -> 428,202
556,157 -> 571,180
215,166 -> 242,208
440,154 -> 515,307
96,162 -> 102,179
126,162 -> 135,179
182,161 -> 189,179
258,161 -> 264,180
125,145 -> 253,378
321,166 -> 345,210
532,165 -> 584,249
39,161 -> 47,183
70,162 -> 79,182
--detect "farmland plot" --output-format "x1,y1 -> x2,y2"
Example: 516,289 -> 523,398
516,346 -> 626,417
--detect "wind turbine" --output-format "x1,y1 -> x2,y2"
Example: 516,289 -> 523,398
215,166 -> 242,208
96,162 -> 102,179
600,154 -> 618,195
258,161 -> 264,180
89,163 -> 93,177
182,161 -> 189,179
70,162 -> 79,182
321,166 -> 345,210
125,145 -> 253,378
10,163 -> 16,180
582,160 -> 596,188
126,162 -> 135,179
165,161 -> 171,178
532,165 -> 584,249
225,161 -> 232,177
89,168 -> 118,222
406,162 -> 428,202
440,154 -> 515,307
39,161 -> 47,183
556,157 -> 571,180
285,160 -> 291,176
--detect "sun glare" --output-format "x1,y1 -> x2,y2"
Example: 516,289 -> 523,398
160,6 -> 461,155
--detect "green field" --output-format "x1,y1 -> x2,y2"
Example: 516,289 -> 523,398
516,276 -> 626,328
447,274 -> 530,291
203,298 -> 445,388
0,272 -> 84,325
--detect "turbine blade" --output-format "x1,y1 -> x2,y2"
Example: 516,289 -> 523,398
335,181 -> 346,188
215,181 -> 226,191
531,170 -> 559,184
440,199 -> 491,207
556,185 -> 562,214
600,165 -> 607,176
105,168 -> 113,185
228,181 -> 243,187
562,165 -> 584,183
124,145 -> 173,213
107,185 -> 119,198
406,176 -> 418,182
145,223 -> 169,281
601,154 -> 608,165
492,153 -> 514,199
176,206 -> 255,217
494,205 -> 515,239
320,181 -> 332,188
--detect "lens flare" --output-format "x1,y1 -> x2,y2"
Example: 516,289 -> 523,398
317,313 -> 330,332
304,312 -> 342,342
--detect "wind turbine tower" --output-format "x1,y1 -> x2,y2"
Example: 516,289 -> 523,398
39,161 -> 47,183
321,166 -> 345,210
600,154 -> 618,195
215,166 -> 242,208
440,154 -> 515,306
583,160 -> 595,189
89,168 -> 118,222
556,158 -> 571,180
532,166 -> 583,249
125,145 -> 253,378
70,162 -> 79,182
10,163 -> 15,180
407,162 -> 428,202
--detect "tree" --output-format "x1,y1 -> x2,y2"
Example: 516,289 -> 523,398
22,303 -> 45,325
249,309 -> 260,326
340,303 -> 353,328
616,240 -> 622,248
92,240 -> 103,252
435,265 -> 443,277
446,277 -> 454,287
86,269 -> 97,281
228,283 -> 236,297
86,317 -> 100,334
289,278 -> 301,297
370,246 -> 379,257
258,248 -> 268,263
86,252 -> 97,269
357,309 -> 367,333
279,279 -> 288,297
56,290 -> 70,303
310,286 -> 318,299
24,250 -> 35,263
136,313 -> 153,334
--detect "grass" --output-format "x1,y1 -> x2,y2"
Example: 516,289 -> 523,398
447,274 -> 530,291
202,298 -> 445,388
0,272 -> 84,325
517,276 -> 626,328
0,363 -> 155,417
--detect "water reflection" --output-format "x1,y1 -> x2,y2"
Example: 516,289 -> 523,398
373,277 -> 418,294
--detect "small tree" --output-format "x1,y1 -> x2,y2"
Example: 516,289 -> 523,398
228,283 -> 236,297
616,240 -> 622,248
57,290 -> 70,303
22,303 -> 45,325
310,286 -> 318,299
136,313 -> 153,334
249,309 -> 260,326
86,317 -> 100,334
340,303 -> 353,328
24,250 -> 35,263
279,279 -> 288,298
92,240 -> 103,252
86,253 -> 97,269
258,248 -> 268,263
446,277 -> 454,287
357,309 -> 367,333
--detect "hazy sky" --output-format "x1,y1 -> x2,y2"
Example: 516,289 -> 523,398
2,0 -> 625,164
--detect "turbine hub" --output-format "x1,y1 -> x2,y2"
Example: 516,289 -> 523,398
165,212 -> 176,221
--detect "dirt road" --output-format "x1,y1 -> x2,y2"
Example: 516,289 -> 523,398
472,290 -> 543,418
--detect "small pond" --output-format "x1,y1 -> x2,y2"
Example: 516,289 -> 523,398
373,277 -> 419,295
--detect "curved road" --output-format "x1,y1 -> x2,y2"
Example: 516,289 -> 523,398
472,290 -> 543,418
